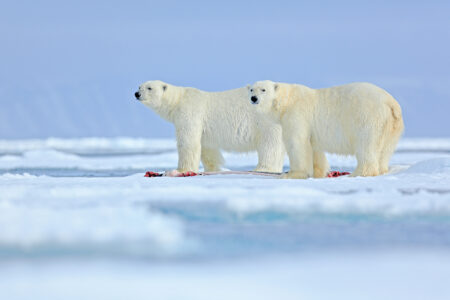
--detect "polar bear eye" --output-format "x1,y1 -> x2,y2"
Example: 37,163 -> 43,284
147,87 -> 152,91
250,89 -> 253,92
261,89 -> 266,92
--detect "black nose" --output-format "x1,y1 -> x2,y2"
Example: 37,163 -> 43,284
135,92 -> 141,99
251,96 -> 258,103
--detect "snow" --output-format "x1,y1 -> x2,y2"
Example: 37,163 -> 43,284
0,202 -> 192,256
1,137 -> 450,299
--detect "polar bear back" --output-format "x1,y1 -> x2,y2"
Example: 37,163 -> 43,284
309,82 -> 401,154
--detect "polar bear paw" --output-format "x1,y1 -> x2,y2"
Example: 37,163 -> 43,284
165,169 -> 181,177
313,167 -> 329,178
165,170 -> 198,177
280,171 -> 310,179
254,167 -> 279,173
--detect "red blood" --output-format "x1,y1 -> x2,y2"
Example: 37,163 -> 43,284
327,171 -> 350,177
144,171 -> 163,177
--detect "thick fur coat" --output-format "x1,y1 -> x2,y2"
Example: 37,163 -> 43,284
136,80 -> 284,172
248,80 -> 404,179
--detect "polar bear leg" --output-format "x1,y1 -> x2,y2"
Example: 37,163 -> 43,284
255,127 -> 285,173
176,127 -> 202,173
378,119 -> 402,175
313,150 -> 329,178
281,134 -> 313,179
351,139 -> 380,177
378,137 -> 399,174
352,155 -> 379,177
377,133 -> 392,175
255,148 -> 284,173
201,147 -> 224,172
378,151 -> 392,175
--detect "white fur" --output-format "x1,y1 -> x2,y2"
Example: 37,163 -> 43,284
248,80 -> 404,179
136,80 -> 284,172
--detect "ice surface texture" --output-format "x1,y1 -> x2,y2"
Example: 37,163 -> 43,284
1,137 -> 450,299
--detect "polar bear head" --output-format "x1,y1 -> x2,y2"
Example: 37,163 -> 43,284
247,80 -> 279,114
134,80 -> 173,110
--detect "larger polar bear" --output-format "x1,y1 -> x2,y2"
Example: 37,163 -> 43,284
134,80 -> 284,173
248,80 -> 404,179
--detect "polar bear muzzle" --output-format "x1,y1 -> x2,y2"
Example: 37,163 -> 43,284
251,96 -> 259,104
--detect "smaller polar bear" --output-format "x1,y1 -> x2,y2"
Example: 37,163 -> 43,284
248,81 -> 404,179
134,80 -> 284,173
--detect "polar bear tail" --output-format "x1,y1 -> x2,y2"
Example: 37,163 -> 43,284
377,96 -> 404,174
387,97 -> 404,133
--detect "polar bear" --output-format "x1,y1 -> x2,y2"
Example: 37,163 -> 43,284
134,80 -> 284,173
248,80 -> 404,179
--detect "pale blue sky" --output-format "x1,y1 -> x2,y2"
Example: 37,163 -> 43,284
1,0 -> 449,138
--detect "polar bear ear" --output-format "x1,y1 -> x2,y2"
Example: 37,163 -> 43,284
162,85 -> 167,91
274,84 -> 278,91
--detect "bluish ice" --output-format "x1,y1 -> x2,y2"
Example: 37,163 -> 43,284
0,137 -> 449,299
